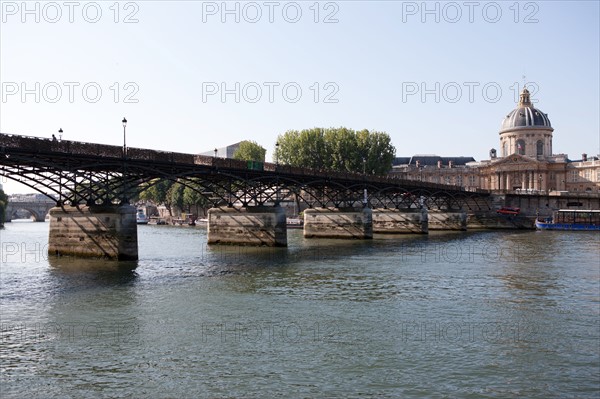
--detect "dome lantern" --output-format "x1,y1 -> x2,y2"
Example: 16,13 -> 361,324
518,87 -> 531,107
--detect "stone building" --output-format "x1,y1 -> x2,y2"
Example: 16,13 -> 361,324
199,142 -> 242,159
391,87 -> 600,194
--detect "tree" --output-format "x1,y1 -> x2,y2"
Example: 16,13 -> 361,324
233,140 -> 266,162
274,127 -> 396,175
0,187 -> 7,227
324,127 -> 359,171
168,182 -> 185,214
139,178 -> 212,216
356,129 -> 396,175
275,128 -> 327,169
139,179 -> 175,215
183,184 -> 210,216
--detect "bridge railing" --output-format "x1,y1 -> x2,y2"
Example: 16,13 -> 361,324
0,133 -> 123,158
1,133 -> 207,164
127,147 -> 196,164
7,199 -> 56,203
1,133 -> 488,194
212,157 -> 250,170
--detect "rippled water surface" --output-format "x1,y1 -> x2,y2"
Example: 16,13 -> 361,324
1,222 -> 599,398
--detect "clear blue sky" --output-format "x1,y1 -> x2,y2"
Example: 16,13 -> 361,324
1,0 -> 599,194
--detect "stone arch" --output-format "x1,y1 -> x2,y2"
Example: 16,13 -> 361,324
6,207 -> 42,221
5,203 -> 53,222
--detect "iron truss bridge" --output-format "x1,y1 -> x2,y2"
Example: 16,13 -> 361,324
0,133 -> 491,211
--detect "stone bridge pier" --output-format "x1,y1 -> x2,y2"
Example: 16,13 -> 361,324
427,210 -> 468,231
372,208 -> 428,234
48,204 -> 138,260
207,206 -> 287,246
303,207 -> 373,239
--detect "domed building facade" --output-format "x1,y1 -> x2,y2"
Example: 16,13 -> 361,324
499,88 -> 553,159
391,87 -> 600,195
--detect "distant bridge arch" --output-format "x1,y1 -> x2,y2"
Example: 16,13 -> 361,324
4,201 -> 55,222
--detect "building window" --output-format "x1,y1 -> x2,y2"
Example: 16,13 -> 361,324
516,140 -> 525,155
584,169 -> 591,181
456,175 -> 463,186
570,170 -> 579,182
597,170 -> 600,182
469,175 -> 477,186
536,140 -> 543,156
502,142 -> 508,157
444,176 -> 451,185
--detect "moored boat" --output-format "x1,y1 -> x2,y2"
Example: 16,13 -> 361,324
536,209 -> 600,231
136,209 -> 149,224
286,218 -> 304,229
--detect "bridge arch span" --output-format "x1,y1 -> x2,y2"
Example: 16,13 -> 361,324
5,202 -> 54,222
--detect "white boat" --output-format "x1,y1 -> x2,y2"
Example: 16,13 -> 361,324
136,209 -> 149,224
286,218 -> 303,229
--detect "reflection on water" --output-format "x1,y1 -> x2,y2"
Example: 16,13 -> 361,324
1,223 -> 599,398
495,232 -> 561,295
47,256 -> 138,284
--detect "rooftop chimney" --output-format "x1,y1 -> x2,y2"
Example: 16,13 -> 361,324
582,153 -> 587,162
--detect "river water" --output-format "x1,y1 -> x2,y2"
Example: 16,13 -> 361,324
0,222 -> 598,398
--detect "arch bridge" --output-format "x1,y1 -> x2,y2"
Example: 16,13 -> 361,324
4,198 -> 55,222
0,133 -> 492,259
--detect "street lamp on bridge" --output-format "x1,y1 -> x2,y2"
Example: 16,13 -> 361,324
57,128 -> 63,204
122,117 -> 128,156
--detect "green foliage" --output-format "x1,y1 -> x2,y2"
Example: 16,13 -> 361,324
0,187 -> 7,226
182,183 -> 210,215
139,179 -> 176,215
183,185 -> 200,207
170,180 -> 211,214
183,185 -> 209,209
169,182 -> 185,212
140,179 -> 174,205
139,178 -> 210,216
233,140 -> 266,162
274,127 -> 396,175
275,128 -> 327,169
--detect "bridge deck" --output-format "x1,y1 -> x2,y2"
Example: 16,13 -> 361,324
0,133 -> 489,196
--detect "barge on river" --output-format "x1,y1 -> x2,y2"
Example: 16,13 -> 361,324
535,209 -> 600,231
